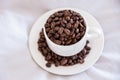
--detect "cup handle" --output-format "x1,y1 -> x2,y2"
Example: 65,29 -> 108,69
86,27 -> 101,39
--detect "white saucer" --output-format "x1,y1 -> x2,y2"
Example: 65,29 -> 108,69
29,8 -> 104,75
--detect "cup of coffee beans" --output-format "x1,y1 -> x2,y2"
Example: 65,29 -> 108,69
43,8 -> 99,56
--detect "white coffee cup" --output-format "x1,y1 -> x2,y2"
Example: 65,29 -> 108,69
43,8 -> 100,56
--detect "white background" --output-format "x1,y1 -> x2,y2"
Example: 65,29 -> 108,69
0,0 -> 120,80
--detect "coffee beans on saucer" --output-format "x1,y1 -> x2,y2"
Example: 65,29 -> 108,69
45,10 -> 86,45
38,30 -> 91,67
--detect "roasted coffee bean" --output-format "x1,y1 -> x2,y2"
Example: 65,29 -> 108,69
49,29 -> 54,34
76,28 -> 79,33
70,19 -> 74,24
39,43 -> 46,47
50,15 -> 55,19
48,32 -> 52,38
60,58 -> 68,65
62,18 -> 67,24
72,38 -> 77,43
68,59 -> 73,64
66,16 -> 70,21
64,10 -> 70,16
54,33 -> 60,39
61,21 -> 65,27
55,61 -> 60,67
47,18 -> 52,23
66,23 -> 72,29
80,23 -> 84,28
79,59 -> 84,64
46,27 -> 51,33
80,31 -> 85,37
72,33 -> 75,38
73,21 -> 79,28
55,21 -> 60,25
54,26 -> 59,31
54,17 -> 59,21
61,41 -> 65,45
51,22 -> 56,28
86,40 -> 89,44
54,12 -> 59,17
80,19 -> 84,23
46,62 -> 51,67
45,23 -> 50,28
58,27 -> 64,34
42,48 -> 47,54
64,28 -> 70,35
86,46 -> 91,51
46,54 -> 52,60
76,33 -> 81,39
54,40 -> 61,45
66,39 -> 72,45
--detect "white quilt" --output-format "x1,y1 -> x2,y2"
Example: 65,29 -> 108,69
0,0 -> 120,80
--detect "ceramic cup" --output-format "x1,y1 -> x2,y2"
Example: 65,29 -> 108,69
43,8 -> 100,56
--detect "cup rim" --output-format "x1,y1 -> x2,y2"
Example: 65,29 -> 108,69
43,9 -> 87,47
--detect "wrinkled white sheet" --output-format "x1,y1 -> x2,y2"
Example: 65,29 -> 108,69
0,0 -> 120,80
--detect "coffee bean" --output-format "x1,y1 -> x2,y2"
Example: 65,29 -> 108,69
73,21 -> 79,28
61,21 -> 65,27
68,59 -> 73,64
54,26 -> 59,31
48,32 -> 52,38
54,33 -> 60,39
49,29 -> 54,34
64,10 -> 70,16
58,27 -> 64,34
66,23 -> 72,29
80,23 -> 84,28
50,15 -> 55,19
51,22 -> 56,28
72,38 -> 77,43
80,19 -> 84,23
80,31 -> 85,37
66,16 -> 70,21
46,54 -> 52,60
62,18 -> 67,24
66,39 -> 72,45
79,59 -> 84,64
45,23 -> 50,28
54,12 -> 59,17
55,61 -> 60,67
42,48 -> 47,54
47,18 -> 52,23
54,40 -> 61,45
60,58 -> 68,65
46,62 -> 51,67
76,33 -> 81,39
64,28 -> 70,35
86,46 -> 91,50
46,27 -> 51,33
54,17 -> 59,21
76,28 -> 79,33
86,40 -> 89,44
70,19 -> 74,24
55,21 -> 60,25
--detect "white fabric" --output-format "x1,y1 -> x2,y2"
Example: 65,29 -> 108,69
0,0 -> 120,80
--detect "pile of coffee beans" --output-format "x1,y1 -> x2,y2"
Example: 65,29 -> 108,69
38,30 -> 91,67
45,10 -> 86,45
